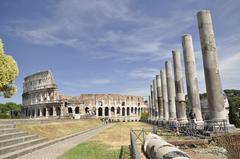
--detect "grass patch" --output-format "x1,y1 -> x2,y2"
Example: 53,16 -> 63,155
16,119 -> 102,139
57,141 -> 120,159
58,122 -> 152,159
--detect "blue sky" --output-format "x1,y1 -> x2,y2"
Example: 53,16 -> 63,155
1,0 -> 240,104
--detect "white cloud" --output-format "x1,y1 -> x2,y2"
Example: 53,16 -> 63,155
129,68 -> 160,79
92,79 -> 112,84
5,0 -> 196,62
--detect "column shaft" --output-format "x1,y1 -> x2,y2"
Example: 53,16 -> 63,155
172,50 -> 188,123
153,80 -> 158,120
161,69 -> 169,121
165,61 -> 177,122
197,10 -> 226,120
156,75 -> 163,120
182,34 -> 203,122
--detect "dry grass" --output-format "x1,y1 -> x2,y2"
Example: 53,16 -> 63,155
89,122 -> 152,149
16,119 -> 102,139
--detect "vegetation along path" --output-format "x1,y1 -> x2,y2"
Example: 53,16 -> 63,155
17,124 -> 112,159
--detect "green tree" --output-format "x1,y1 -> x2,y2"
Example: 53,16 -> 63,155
0,102 -> 21,119
0,39 -> 19,98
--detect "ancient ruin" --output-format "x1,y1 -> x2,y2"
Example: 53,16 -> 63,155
21,70 -> 147,121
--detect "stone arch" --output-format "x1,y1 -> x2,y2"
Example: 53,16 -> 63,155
75,107 -> 80,114
98,101 -> 103,106
127,107 -> 130,116
43,108 -> 46,116
68,107 -> 73,114
122,107 -> 125,116
56,107 -> 61,116
49,107 -> 53,116
98,107 -> 103,116
85,107 -> 89,114
31,109 -> 35,117
117,107 -> 120,114
37,109 -> 40,116
105,107 -> 109,116
111,107 -> 115,115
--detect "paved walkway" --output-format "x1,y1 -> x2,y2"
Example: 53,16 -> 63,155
18,124 -> 112,159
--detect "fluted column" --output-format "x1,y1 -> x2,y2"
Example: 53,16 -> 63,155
182,34 -> 203,123
156,75 -> 164,120
172,50 -> 188,124
197,10 -> 226,121
161,69 -> 169,121
165,61 -> 177,123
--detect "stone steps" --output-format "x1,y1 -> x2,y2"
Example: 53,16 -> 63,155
0,128 -> 17,135
0,135 -> 39,148
0,123 -> 48,159
0,137 -> 47,156
0,132 -> 28,141
0,124 -> 16,129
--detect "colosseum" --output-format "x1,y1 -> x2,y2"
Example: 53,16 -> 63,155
21,70 -> 148,121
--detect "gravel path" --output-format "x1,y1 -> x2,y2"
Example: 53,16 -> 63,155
18,124 -> 112,159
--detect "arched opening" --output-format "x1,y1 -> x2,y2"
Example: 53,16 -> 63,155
31,109 -> 35,117
49,107 -> 53,116
56,107 -> 61,116
122,102 -> 125,106
105,107 -> 109,116
37,109 -> 40,116
85,107 -> 89,114
75,107 -> 80,114
122,107 -> 125,116
68,107 -> 73,114
111,107 -> 115,116
117,107 -> 120,114
98,101 -> 103,106
131,107 -> 134,114
43,108 -> 46,116
138,108 -> 140,115
141,108 -> 143,113
135,107 -> 137,114
127,107 -> 130,116
98,107 -> 103,116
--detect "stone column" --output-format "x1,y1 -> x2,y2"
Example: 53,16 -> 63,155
197,10 -> 226,121
172,50 -> 188,124
96,107 -> 98,117
161,69 -> 169,121
53,106 -> 56,117
34,107 -> 37,118
150,84 -> 154,121
153,79 -> 158,120
182,34 -> 203,122
39,108 -> 42,117
46,107 -> 49,118
156,75 -> 164,120
165,61 -> 177,123
148,95 -> 152,120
